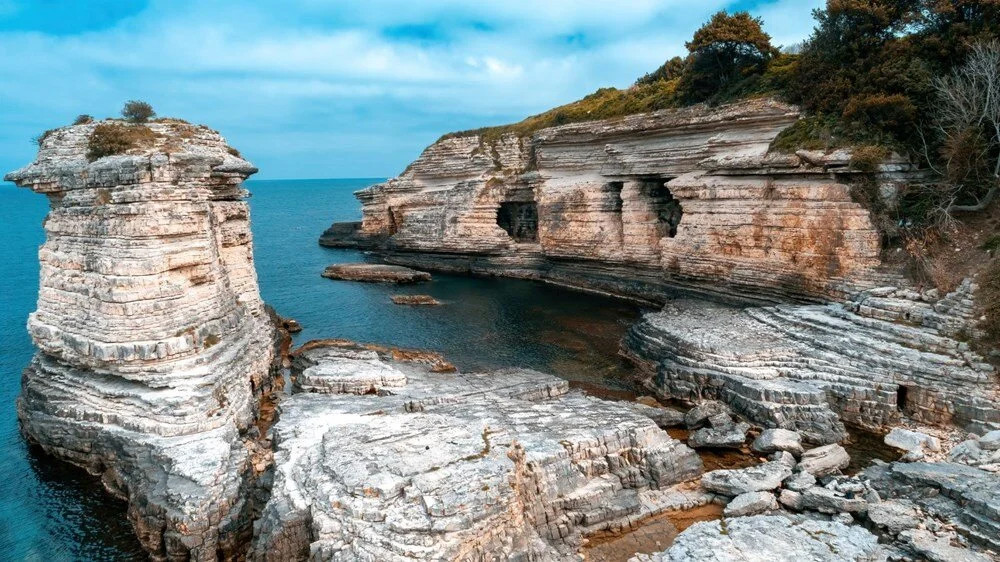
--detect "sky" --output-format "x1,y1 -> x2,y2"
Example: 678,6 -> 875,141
0,0 -> 824,179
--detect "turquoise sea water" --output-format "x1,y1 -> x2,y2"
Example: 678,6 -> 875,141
0,178 -> 643,559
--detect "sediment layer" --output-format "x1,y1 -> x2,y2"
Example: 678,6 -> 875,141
5,120 -> 281,560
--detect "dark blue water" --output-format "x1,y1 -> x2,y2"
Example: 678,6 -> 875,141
0,178 -> 642,559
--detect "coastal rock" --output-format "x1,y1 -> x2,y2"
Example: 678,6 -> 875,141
684,400 -> 731,429
5,120 -> 281,560
321,263 -> 432,283
251,341 -> 703,560
884,428 -> 941,458
390,294 -> 441,305
800,486 -> 868,514
724,491 -> 778,517
866,500 -> 921,535
701,461 -> 791,496
752,429 -> 805,456
783,470 -> 816,491
688,422 -> 750,449
798,444 -> 850,477
629,515 -> 882,561
624,290 -> 999,442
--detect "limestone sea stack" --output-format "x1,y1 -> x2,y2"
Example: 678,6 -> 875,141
5,120 -> 282,560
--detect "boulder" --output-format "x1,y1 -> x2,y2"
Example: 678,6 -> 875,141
867,500 -> 920,535
684,400 -> 731,429
884,428 -> 941,456
798,444 -> 850,477
899,529 -> 993,562
724,491 -> 778,517
778,489 -> 803,510
783,471 -> 816,492
701,461 -> 792,496
978,430 -> 1000,451
770,450 -> 797,469
752,429 -> 805,456
800,486 -> 868,514
688,422 -> 750,449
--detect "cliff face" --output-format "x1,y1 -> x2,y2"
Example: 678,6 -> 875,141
326,99 -> 911,302
5,121 -> 280,560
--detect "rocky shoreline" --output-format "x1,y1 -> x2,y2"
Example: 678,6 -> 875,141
7,103 -> 998,560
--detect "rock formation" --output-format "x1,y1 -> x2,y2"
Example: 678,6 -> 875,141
5,120 -> 281,560
322,98 -> 914,303
251,341 -> 704,560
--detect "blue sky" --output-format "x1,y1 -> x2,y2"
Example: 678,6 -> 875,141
0,0 -> 823,179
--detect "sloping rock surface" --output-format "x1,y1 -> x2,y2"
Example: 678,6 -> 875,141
251,342 -> 703,560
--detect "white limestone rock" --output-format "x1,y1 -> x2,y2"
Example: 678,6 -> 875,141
724,491 -> 778,517
752,428 -> 805,456
251,343 -> 703,560
701,461 -> 791,496
798,444 -> 850,477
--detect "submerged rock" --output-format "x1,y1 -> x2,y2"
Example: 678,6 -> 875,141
252,341 -> 703,560
321,263 -> 432,283
629,514 -> 882,561
390,294 -> 441,305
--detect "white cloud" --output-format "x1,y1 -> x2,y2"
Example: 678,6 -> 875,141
0,0 -> 823,178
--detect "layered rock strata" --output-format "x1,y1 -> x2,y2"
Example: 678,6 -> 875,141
322,98 -> 914,303
5,121 -> 280,560
624,281 -> 999,442
251,341 -> 704,560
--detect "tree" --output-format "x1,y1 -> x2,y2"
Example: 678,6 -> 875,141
636,56 -> 685,86
928,40 -> 1000,216
121,100 -> 155,123
678,11 -> 777,102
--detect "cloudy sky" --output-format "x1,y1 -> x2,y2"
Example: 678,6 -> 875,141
0,0 -> 823,179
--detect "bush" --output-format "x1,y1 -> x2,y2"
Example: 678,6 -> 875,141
849,145 -> 890,172
73,114 -> 94,125
86,123 -> 156,161
842,94 -> 916,138
121,100 -> 155,123
677,11 -> 777,103
636,57 -> 685,86
979,258 -> 1000,345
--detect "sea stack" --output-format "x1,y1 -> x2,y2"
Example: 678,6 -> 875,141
5,120 -> 282,560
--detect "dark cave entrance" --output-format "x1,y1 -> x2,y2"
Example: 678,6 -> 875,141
896,385 -> 910,412
497,201 -> 538,242
639,179 -> 682,238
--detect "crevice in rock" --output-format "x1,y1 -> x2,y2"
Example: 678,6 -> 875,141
639,178 -> 682,239
496,201 -> 538,242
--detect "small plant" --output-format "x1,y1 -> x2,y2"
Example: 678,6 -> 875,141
73,114 -> 94,125
849,145 -> 890,173
31,129 -> 57,146
226,146 -> 241,157
86,123 -> 156,161
121,100 -> 155,123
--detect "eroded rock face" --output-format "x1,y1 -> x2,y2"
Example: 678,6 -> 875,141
5,120 -> 280,560
624,288 -> 999,440
251,342 -> 703,560
322,99 -> 905,302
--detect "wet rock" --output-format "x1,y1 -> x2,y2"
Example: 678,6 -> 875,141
390,294 -> 441,305
798,444 -> 850,477
282,318 -> 303,333
321,263 -> 432,284
701,461 -> 791,496
724,491 -> 778,517
866,500 -> 920,535
752,429 -> 804,456
684,400 -> 731,429
688,422 -> 750,449
630,514 -> 882,561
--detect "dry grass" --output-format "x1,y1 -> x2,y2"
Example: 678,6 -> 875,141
86,123 -> 157,161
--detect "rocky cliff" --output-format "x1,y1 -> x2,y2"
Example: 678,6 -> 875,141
323,98 -> 916,303
5,121 -> 282,560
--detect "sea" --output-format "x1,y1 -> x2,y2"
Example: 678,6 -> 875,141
0,178 -> 645,560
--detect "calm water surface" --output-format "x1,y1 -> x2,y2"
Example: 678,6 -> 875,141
0,178 -> 644,559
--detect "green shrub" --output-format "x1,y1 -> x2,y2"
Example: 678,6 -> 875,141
86,123 -> 156,161
842,94 -> 916,138
32,128 -> 58,147
121,100 -> 155,123
73,114 -> 94,125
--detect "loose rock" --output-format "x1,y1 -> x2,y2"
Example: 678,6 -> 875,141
321,263 -> 432,283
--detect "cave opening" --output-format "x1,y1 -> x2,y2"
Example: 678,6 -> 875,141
640,179 -> 683,238
605,181 -> 624,212
896,385 -> 909,412
497,201 -> 538,242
